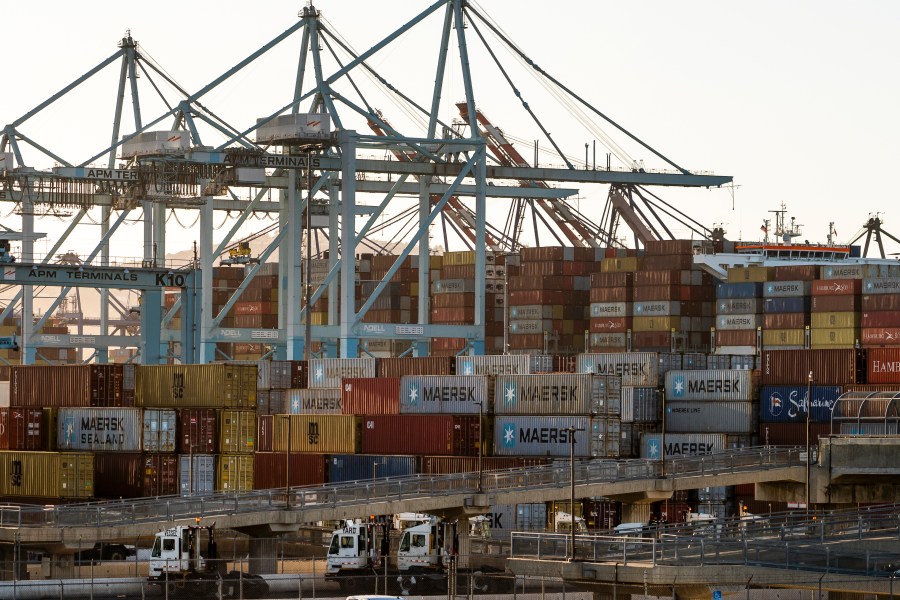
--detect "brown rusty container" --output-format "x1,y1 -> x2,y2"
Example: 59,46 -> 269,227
865,347 -> 900,384
178,408 -> 217,454
0,408 -> 42,450
590,272 -> 634,288
760,348 -> 865,385
758,422 -> 833,447
11,365 -> 123,408
763,313 -> 809,329
862,295 -> 900,311
811,295 -> 860,312
257,414 -> 274,452
135,364 -> 257,408
362,415 -> 480,456
252,452 -> 326,489
94,453 -> 178,499
421,455 -> 551,475
863,312 -> 900,328
774,265 -> 819,281
589,287 -> 632,303
861,328 -> 900,346
340,378 -> 401,415
378,357 -> 455,378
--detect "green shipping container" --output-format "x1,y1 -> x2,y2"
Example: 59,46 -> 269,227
218,410 -> 257,453
0,451 -> 94,499
217,454 -> 254,492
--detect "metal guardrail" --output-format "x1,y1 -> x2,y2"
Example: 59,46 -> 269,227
0,446 -> 803,529
511,503 -> 900,578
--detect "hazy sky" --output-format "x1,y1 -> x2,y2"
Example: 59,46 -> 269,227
3,1 -> 900,257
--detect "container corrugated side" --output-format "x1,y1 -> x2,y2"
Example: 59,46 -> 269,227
142,409 -> 177,453
764,281 -> 812,298
285,388 -> 342,414
620,387 -> 659,423
493,374 -> 596,415
179,454 -> 215,496
94,453 -> 178,498
0,451 -> 94,499
252,452 -> 326,489
273,415 -> 361,453
760,349 -> 865,385
865,347 -> 900,384
759,385 -> 841,423
308,358 -> 376,388
456,355 -> 530,376
257,415 -> 273,453
0,408 -> 42,450
218,409 -> 257,453
639,433 -> 728,459
327,454 -> 419,483
135,364 -> 257,408
377,357 -> 455,378
399,376 -> 487,415
0,381 -> 10,407
863,278 -> 900,294
178,408 -> 217,454
11,365 -> 123,407
420,456 -> 552,475
341,378 -> 401,415
56,408 -> 143,452
362,415 -> 479,456
576,352 -> 658,387
492,416 -> 598,457
216,454 -> 254,492
665,370 -> 756,402
665,401 -> 756,434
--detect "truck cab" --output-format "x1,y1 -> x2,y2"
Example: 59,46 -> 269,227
326,520 -> 381,575
397,517 -> 459,572
149,525 -> 207,578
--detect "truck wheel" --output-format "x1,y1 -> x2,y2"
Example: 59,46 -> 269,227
108,550 -> 125,561
397,574 -> 417,596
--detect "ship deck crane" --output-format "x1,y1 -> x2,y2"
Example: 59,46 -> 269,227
848,215 -> 900,259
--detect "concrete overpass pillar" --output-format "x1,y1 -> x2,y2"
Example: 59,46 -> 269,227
247,537 -> 277,575
620,503 -> 651,524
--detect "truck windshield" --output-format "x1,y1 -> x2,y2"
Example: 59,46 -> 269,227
399,533 -> 410,552
328,534 -> 339,555
151,537 -> 161,558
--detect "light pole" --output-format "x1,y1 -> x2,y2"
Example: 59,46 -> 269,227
567,426 -> 582,562
474,400 -> 484,493
806,370 -> 812,513
303,151 -> 313,361
282,415 -> 292,508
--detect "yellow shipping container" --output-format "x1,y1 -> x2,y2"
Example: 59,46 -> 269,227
727,266 -> 774,283
273,415 -> 362,454
429,255 -> 443,269
600,257 -> 643,273
0,451 -> 93,499
310,312 -> 329,326
762,329 -> 806,347
216,454 -> 254,492
135,364 -> 257,408
633,316 -> 679,332
811,312 -> 861,329
218,410 -> 257,454
443,251 -> 476,266
810,328 -> 858,347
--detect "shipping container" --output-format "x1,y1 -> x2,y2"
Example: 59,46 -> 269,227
716,298 -> 761,314
763,313 -> 808,330
764,297 -> 810,313
56,408 -> 143,452
135,364 -> 257,408
94,453 -> 178,498
377,357 -> 455,378
282,388 -> 342,414
0,408 -> 42,450
473,503 -> 549,540
340,378 -> 401,415
759,385 -> 841,423
589,303 -> 631,318
863,278 -> 900,294
327,454 -> 419,483
217,454 -> 254,492
11,364 -> 123,408
862,294 -> 900,311
862,311 -> 900,328
0,451 -> 94,499
665,370 -> 756,402
257,360 -> 308,390
257,414 -> 273,453
493,416 -> 604,457
811,312 -> 860,329
308,358 -> 377,388
0,381 -> 8,408
865,348 -> 900,384
362,415 -> 480,456
179,454 -> 215,496
142,408 -> 177,453
621,423 -> 658,458
456,355 -> 530,376
494,374 -> 599,416
665,401 -> 756,434
639,433 -> 728,459
812,279 -> 862,296
420,455 -> 552,475
273,415 -> 362,453
716,314 -> 760,331
178,408 -> 217,454
822,265 -> 879,280
576,352 -> 658,386
717,283 -> 764,299
252,452 -> 326,489
760,349 -> 865,385
762,329 -> 806,347
620,387 -> 660,423
218,410 -> 256,453
811,295 -> 860,312
861,328 -> 900,346
399,375 -> 487,415
763,281 -> 811,298
810,328 -> 858,348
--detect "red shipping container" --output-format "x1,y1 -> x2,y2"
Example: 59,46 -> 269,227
179,408 -> 217,454
590,318 -> 631,332
235,302 -> 273,315
775,265 -> 819,282
811,295 -> 860,312
253,452 -> 326,489
590,272 -> 633,288
760,349 -> 865,386
812,279 -> 862,296
94,453 -> 178,499
509,290 -> 572,305
0,408 -> 42,450
257,415 -> 274,452
862,312 -> 900,328
715,329 -> 757,347
644,240 -> 695,256
642,255 -> 695,271
589,287 -> 632,303
341,378 -> 401,415
861,328 -> 900,347
865,347 -> 900,384
361,415 -> 480,456
862,295 -> 900,311
508,334 -> 546,350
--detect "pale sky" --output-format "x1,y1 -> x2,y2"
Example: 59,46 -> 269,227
3,1 -> 900,257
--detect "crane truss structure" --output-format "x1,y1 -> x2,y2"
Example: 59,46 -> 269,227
0,1 -> 731,363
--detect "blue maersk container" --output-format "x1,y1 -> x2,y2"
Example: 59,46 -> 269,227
759,385 -> 842,423
328,454 -> 419,483
763,297 -> 811,313
717,282 -> 763,299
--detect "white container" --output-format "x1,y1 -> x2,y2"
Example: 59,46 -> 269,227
308,358 -> 376,388
456,355 -> 530,376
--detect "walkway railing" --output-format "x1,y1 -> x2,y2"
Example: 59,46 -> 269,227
0,446 -> 803,529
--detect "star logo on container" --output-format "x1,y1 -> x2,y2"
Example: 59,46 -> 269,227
63,415 -> 75,446
502,424 -> 516,447
314,366 -> 324,382
824,267 -> 833,278
291,397 -> 300,413
766,284 -> 774,295
769,392 -> 783,417
671,375 -> 685,398
504,382 -> 517,405
407,383 -> 420,406
461,360 -> 474,375
647,439 -> 660,459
